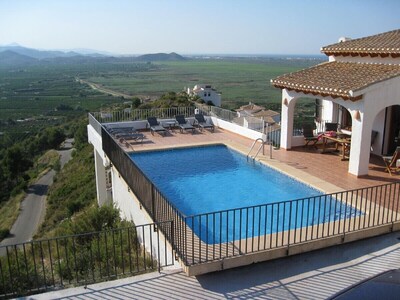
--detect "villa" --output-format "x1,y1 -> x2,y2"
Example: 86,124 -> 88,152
2,30 -> 400,299
86,29 -> 400,278
272,29 -> 400,176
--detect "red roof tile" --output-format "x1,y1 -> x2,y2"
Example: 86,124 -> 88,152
271,61 -> 400,101
321,29 -> 400,57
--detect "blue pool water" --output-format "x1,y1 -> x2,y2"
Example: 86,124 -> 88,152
130,145 -> 360,243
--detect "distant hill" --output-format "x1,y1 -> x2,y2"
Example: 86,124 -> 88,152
0,50 -> 38,66
136,52 -> 186,61
0,45 -> 187,67
0,45 -> 83,59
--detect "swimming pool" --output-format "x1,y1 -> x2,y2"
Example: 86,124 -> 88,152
130,145 -> 361,243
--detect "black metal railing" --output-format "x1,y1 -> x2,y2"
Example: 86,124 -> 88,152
0,222 -> 174,299
101,122 -> 400,267
102,128 -> 188,262
95,111 -> 400,270
182,182 -> 400,264
293,120 -> 334,137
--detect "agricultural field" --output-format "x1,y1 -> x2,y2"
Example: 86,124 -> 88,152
0,57 -> 324,138
0,65 -> 129,140
81,58 -> 324,110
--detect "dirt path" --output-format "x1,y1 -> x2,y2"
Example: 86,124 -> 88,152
76,77 -> 134,99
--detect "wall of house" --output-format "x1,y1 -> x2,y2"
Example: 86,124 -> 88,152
111,168 -> 179,268
87,124 -> 104,158
329,55 -> 400,65
211,116 -> 264,140
195,89 -> 221,107
88,125 -> 111,205
320,100 -> 339,125
94,150 -> 111,206
343,76 -> 400,175
371,109 -> 386,155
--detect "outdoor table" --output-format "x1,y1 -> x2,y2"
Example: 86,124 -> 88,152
162,121 -> 177,131
321,133 -> 351,161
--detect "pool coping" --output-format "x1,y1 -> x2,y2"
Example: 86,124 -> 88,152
130,139 -> 345,196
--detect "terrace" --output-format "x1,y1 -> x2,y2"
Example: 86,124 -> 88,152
2,105 -> 399,298
88,106 -> 400,276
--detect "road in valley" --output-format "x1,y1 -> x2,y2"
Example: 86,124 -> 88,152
0,139 -> 74,254
76,77 -> 134,99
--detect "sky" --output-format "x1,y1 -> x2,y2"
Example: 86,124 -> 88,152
1,0 -> 399,55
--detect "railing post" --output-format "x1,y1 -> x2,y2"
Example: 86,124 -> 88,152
151,184 -> 156,220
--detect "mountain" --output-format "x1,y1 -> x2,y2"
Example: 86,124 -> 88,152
0,45 -> 187,67
0,50 -> 38,66
136,52 -> 186,61
0,45 -> 84,59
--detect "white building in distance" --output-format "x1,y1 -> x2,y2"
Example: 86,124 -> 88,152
187,84 -> 221,107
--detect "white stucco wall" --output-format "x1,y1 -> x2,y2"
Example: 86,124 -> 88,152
194,88 -> 221,107
94,150 -> 110,206
111,169 -> 179,268
330,55 -> 400,65
280,89 -> 296,149
87,124 -> 104,160
333,76 -> 400,175
371,109 -> 386,155
211,116 -> 264,140
320,100 -> 337,124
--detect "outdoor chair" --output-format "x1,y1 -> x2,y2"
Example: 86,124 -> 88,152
382,146 -> 400,175
175,115 -> 195,134
302,123 -> 318,148
194,114 -> 214,132
147,117 -> 167,136
325,122 -> 338,132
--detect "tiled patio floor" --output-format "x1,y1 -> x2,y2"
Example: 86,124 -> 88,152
117,127 -> 400,192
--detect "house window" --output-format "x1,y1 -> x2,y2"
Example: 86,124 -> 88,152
204,92 -> 207,97
208,92 -> 211,97
105,170 -> 112,189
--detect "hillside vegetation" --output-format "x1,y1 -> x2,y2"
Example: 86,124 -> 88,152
0,56 -> 321,238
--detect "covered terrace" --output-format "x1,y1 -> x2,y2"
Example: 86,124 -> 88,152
271,29 -> 400,177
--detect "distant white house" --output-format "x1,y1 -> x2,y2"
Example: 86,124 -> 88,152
232,102 -> 281,136
187,84 -> 221,107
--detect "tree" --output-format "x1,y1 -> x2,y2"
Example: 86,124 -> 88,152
132,97 -> 141,108
74,122 -> 88,150
2,145 -> 32,178
38,128 -> 65,150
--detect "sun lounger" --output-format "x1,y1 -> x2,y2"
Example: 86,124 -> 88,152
382,146 -> 400,175
147,117 -> 167,136
107,127 -> 136,134
194,114 -> 214,132
115,132 -> 144,144
175,115 -> 195,134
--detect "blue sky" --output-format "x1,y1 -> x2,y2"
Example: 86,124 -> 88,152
1,0 -> 399,55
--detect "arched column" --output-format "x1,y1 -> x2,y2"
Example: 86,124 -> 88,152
348,107 -> 373,176
280,89 -> 297,149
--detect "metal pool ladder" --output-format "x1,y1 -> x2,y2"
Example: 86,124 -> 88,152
247,138 -> 271,161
